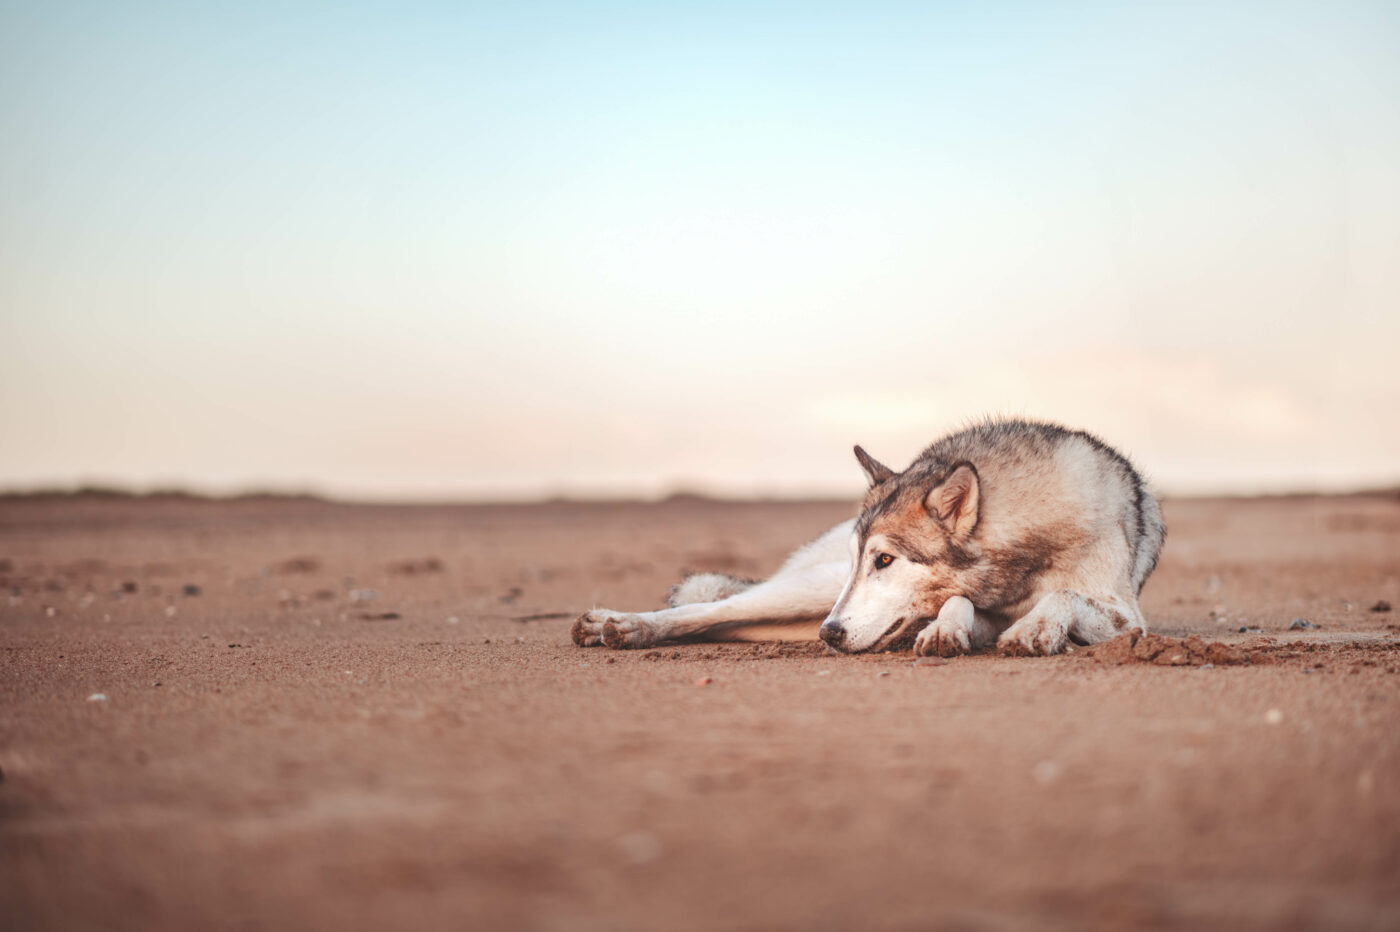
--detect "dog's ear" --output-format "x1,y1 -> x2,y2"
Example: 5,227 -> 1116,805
853,445 -> 895,488
925,463 -> 979,538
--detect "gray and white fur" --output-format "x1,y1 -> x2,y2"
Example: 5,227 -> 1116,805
572,419 -> 1165,656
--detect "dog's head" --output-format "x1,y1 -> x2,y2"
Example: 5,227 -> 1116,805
820,447 -> 982,653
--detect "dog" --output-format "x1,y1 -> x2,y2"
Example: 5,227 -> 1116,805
572,419 -> 1164,656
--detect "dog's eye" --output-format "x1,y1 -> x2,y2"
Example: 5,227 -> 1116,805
874,553 -> 894,570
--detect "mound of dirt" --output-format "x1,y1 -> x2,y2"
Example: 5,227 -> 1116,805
1086,630 -> 1249,666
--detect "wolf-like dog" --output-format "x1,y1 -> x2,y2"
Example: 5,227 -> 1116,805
572,419 -> 1165,656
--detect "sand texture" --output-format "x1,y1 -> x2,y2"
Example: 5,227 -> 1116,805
2,493 -> 1399,930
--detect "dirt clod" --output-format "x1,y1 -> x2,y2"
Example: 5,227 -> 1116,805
272,557 -> 320,574
388,557 -> 444,575
1086,631 -> 1249,666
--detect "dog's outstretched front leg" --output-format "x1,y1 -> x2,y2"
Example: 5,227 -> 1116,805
912,596 -> 999,657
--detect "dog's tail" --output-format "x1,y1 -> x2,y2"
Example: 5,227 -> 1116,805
667,573 -> 755,607
1132,488 -> 1166,594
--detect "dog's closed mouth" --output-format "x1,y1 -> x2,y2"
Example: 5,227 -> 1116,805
871,616 -> 915,652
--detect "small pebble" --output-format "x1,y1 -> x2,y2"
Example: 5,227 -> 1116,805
1289,618 -> 1318,630
914,657 -> 949,667
87,693 -> 108,702
121,581 -> 138,593
695,676 -> 712,686
1372,600 -> 1392,613
446,616 -> 460,625
1199,663 -> 1214,670
182,584 -> 201,597
164,605 -> 177,617
1238,626 -> 1262,634
816,669 -> 832,677
1265,708 -> 1283,725
878,671 -> 891,677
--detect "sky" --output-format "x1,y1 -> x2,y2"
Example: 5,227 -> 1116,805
2,1 -> 1397,500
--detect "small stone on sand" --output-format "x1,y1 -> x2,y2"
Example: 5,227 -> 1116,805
1265,708 -> 1283,725
87,693 -> 108,702
1289,618 -> 1317,630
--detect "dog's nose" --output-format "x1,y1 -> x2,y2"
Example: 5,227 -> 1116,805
818,619 -> 846,648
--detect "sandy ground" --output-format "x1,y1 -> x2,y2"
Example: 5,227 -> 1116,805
2,493 -> 1398,931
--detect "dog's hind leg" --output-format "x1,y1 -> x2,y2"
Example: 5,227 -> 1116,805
1067,594 -> 1145,645
997,589 -> 1143,656
573,560 -> 847,649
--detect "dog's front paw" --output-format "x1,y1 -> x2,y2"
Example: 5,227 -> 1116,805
913,619 -> 971,657
997,616 -> 1069,656
601,615 -> 655,650
572,609 -> 622,647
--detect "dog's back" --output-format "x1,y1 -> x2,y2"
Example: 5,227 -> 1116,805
913,419 -> 1164,594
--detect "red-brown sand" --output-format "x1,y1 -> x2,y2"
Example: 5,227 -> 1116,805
2,493 -> 1398,930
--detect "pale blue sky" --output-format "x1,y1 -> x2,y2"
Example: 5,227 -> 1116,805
3,2 -> 1397,498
